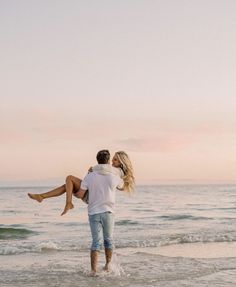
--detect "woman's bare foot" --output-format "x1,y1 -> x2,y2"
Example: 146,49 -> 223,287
61,202 -> 74,216
28,193 -> 44,203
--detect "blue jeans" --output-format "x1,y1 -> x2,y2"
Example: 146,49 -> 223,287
89,212 -> 114,251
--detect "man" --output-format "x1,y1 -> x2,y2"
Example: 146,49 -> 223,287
76,150 -> 122,276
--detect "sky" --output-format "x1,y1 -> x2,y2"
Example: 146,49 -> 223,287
1,0 -> 236,185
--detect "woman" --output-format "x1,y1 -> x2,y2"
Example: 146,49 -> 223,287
28,151 -> 135,216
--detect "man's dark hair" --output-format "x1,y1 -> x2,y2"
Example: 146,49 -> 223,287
96,149 -> 110,164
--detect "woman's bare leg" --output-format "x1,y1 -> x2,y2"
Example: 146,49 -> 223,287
61,175 -> 82,216
28,175 -> 82,215
28,185 -> 66,203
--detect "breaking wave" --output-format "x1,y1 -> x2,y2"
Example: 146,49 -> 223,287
0,227 -> 36,240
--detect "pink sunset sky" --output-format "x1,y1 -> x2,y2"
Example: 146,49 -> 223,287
1,0 -> 236,185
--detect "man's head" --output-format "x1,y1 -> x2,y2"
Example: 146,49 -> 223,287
96,149 -> 110,164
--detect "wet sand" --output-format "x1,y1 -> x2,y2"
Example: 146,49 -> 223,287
117,242 -> 236,259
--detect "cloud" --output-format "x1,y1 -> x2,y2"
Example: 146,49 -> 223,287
115,120 -> 236,153
117,135 -> 194,153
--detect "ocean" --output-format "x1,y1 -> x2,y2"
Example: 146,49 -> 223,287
1,185 -> 236,286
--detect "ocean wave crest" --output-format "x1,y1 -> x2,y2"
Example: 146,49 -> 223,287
159,214 -> 213,221
2,230 -> 236,255
37,241 -> 60,251
116,220 -> 139,226
115,231 -> 236,249
0,240 -> 61,255
0,227 -> 36,240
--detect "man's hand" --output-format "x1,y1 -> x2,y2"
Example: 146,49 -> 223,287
74,188 -> 87,199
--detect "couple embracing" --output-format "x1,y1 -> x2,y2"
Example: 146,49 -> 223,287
28,150 -> 135,276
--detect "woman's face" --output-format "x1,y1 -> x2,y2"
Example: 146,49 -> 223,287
112,154 -> 121,167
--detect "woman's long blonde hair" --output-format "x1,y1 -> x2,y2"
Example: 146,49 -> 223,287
115,151 -> 135,193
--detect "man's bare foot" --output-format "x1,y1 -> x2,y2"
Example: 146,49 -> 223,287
89,271 -> 98,277
61,202 -> 74,216
28,193 -> 44,203
103,263 -> 111,272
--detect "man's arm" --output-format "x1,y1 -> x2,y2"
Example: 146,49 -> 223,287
74,188 -> 87,199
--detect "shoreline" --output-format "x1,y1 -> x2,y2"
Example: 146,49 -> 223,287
117,242 -> 236,259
